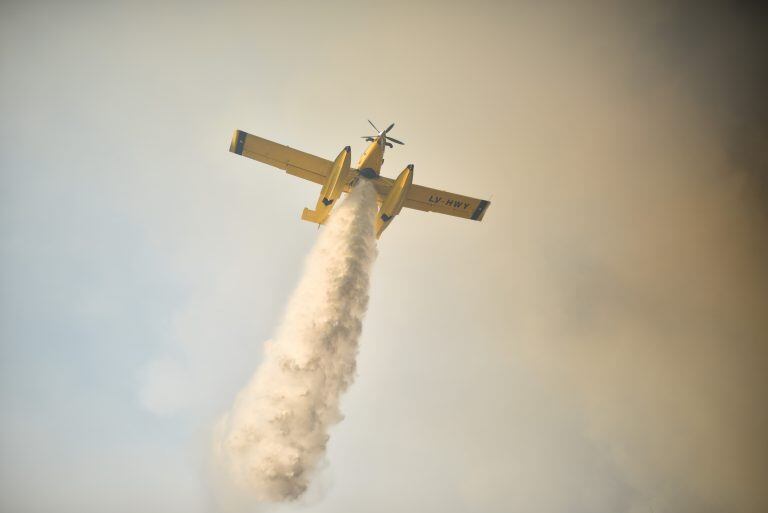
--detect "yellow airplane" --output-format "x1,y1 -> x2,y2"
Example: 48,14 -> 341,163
229,121 -> 491,238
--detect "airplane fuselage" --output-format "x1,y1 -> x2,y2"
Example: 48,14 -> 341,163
356,138 -> 385,178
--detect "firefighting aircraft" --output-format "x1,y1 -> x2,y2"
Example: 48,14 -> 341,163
228,121 -> 490,238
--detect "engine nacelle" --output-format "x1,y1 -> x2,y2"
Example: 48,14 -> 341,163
375,164 -> 413,238
301,146 -> 351,225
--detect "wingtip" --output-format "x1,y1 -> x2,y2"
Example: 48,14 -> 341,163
471,199 -> 491,221
230,129 -> 246,155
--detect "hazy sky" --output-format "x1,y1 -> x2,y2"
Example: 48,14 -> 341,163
2,1 -> 766,512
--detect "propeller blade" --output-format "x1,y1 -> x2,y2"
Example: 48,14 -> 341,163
383,122 -> 395,133
387,137 -> 405,145
367,119 -> 380,132
385,142 -> 393,148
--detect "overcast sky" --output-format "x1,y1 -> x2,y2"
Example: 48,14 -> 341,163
1,1 -> 767,512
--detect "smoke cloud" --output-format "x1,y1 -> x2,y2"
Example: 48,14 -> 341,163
213,181 -> 378,502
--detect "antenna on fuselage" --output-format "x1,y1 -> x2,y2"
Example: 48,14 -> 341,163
361,120 -> 405,148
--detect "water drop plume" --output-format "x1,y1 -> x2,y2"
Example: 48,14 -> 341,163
214,180 -> 378,502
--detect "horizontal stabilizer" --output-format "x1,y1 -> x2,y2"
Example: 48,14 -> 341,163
301,207 -> 327,224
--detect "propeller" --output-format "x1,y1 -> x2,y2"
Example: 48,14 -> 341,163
360,120 -> 405,147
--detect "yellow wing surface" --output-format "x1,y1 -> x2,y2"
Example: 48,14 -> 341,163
230,130 -> 334,185
230,130 -> 490,221
369,178 -> 490,222
404,184 -> 490,221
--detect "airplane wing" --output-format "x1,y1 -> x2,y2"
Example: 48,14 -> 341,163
229,130 -> 334,185
230,129 -> 490,222
403,183 -> 491,221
